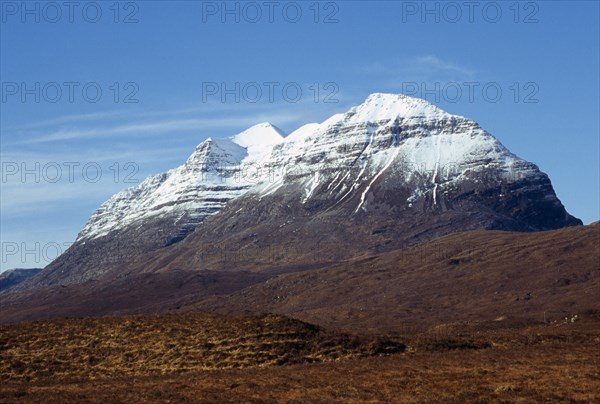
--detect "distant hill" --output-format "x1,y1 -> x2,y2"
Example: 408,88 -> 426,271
0,268 -> 42,293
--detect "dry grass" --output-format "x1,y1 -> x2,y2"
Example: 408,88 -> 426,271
1,313 -> 599,402
0,313 -> 403,382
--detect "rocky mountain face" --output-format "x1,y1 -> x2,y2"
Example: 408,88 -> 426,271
123,93 -> 581,275
21,93 -> 581,288
78,122 -> 285,243
27,123 -> 285,286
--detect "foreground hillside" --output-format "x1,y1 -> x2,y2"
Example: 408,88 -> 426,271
1,224 -> 598,331
1,313 -> 599,402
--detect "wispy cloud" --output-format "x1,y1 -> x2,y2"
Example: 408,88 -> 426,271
414,55 -> 475,77
11,110 -> 130,130
0,181 -> 122,216
0,146 -> 192,168
3,102 -> 264,131
16,113 -> 300,144
357,54 -> 477,83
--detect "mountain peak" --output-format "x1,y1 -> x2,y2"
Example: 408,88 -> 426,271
231,122 -> 285,148
230,122 -> 286,163
345,93 -> 455,124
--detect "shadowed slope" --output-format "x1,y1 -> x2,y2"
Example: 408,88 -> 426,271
1,224 -> 597,331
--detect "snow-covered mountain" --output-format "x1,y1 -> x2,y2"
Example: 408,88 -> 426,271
25,93 -> 581,287
77,122 -> 285,243
254,93 -> 541,212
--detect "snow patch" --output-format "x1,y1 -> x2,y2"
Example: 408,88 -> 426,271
303,171 -> 320,203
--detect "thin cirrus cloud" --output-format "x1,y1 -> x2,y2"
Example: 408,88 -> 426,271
5,101 -> 277,131
9,110 -> 131,130
6,91 -> 356,146
415,55 -> 476,78
17,114 -> 299,144
0,146 -> 194,170
0,181 -> 124,216
358,55 -> 477,83
9,97 -> 352,145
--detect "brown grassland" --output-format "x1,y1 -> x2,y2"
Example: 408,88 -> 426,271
1,224 -> 598,402
1,312 -> 599,403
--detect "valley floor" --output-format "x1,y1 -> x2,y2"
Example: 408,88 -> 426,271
1,314 -> 599,403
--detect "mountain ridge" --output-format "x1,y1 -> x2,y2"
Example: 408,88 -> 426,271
16,93 -> 582,289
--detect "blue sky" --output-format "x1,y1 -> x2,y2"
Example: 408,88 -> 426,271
1,0 -> 599,271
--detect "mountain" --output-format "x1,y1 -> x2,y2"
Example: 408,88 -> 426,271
78,122 -> 285,243
22,123 -> 285,286
0,268 -> 42,292
118,93 -> 582,275
20,93 -> 581,289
